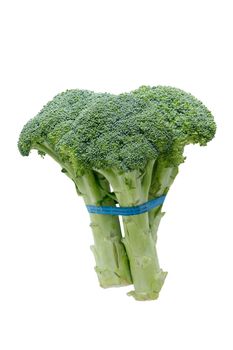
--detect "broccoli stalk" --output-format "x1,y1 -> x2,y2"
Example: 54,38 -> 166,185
74,172 -> 132,287
96,161 -> 169,300
18,86 -> 216,300
33,142 -> 132,287
95,161 -> 180,300
148,162 -> 179,240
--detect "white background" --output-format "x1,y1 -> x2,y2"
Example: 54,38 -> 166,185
0,0 -> 232,349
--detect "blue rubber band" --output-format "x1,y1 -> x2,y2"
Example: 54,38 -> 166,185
86,195 -> 166,216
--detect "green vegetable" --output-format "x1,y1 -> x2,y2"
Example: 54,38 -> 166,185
18,86 -> 216,300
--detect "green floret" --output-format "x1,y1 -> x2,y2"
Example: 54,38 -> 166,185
55,93 -> 174,172
18,89 -> 103,156
18,85 -> 216,301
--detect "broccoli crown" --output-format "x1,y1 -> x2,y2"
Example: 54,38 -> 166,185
18,86 -> 216,171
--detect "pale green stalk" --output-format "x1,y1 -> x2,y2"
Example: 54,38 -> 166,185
34,142 -> 132,288
97,162 -> 167,300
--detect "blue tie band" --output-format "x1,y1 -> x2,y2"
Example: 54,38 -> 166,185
86,195 -> 166,216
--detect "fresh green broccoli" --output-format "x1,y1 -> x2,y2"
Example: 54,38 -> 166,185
18,86 -> 216,300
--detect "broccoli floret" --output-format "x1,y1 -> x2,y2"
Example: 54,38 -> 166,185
18,85 -> 216,300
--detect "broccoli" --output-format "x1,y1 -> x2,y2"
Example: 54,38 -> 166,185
18,86 -> 216,301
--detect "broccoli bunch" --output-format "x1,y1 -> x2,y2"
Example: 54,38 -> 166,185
18,86 -> 216,300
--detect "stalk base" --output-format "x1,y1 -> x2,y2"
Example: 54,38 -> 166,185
127,270 -> 167,301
